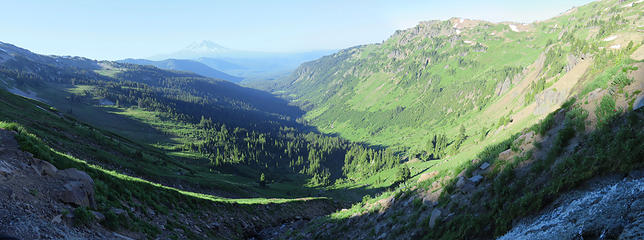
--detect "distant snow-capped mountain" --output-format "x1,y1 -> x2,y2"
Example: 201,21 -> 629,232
150,40 -> 237,60
183,40 -> 232,56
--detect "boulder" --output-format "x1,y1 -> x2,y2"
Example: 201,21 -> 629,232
417,171 -> 439,183
60,181 -> 94,208
479,162 -> 490,170
468,175 -> 483,184
90,210 -> 105,222
498,149 -> 512,161
110,208 -> 127,216
429,209 -> 442,228
57,168 -> 94,185
57,168 -> 95,208
635,95 -> 644,111
455,177 -> 465,188
514,131 -> 535,145
32,159 -> 57,176
534,89 -> 567,115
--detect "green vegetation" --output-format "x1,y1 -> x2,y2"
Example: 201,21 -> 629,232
524,77 -> 548,104
73,207 -> 94,226
0,92 -> 337,238
1,0 -> 642,239
279,0 -> 643,153
428,102 -> 642,239
596,95 -> 618,125
395,165 -> 411,184
280,1 -> 644,239
0,47 -> 403,196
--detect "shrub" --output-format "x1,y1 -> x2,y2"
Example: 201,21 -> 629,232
73,207 -> 94,226
104,209 -> 134,231
566,106 -> 589,132
532,113 -> 555,136
396,165 -> 411,183
595,95 -> 617,125
610,66 -> 636,90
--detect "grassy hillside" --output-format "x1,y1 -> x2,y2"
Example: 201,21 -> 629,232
291,99 -> 643,239
0,40 -> 410,201
1,0 -> 642,238
271,0 -> 644,238
279,0 -> 643,154
0,88 -> 341,239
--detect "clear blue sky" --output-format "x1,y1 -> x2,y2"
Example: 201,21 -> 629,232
0,0 -> 593,60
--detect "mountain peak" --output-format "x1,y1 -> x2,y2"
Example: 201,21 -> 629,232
185,40 -> 230,53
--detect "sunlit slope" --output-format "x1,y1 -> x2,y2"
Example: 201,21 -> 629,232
281,0 -> 644,151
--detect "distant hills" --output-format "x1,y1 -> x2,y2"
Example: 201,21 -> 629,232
148,40 -> 337,82
118,58 -> 243,82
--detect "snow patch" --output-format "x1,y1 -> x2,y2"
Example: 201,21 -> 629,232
0,47 -> 6,53
464,40 -> 473,44
509,24 -> 519,32
490,32 -> 496,36
609,44 -> 621,49
622,2 -> 633,8
456,29 -> 461,34
603,35 -> 618,41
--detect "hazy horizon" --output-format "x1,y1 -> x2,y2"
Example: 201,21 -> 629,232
1,0 -> 593,60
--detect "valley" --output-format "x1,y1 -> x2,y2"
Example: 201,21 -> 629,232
0,0 -> 643,239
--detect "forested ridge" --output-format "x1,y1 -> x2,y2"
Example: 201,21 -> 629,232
0,43 -> 402,187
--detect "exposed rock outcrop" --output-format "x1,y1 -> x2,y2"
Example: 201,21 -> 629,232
57,168 -> 96,208
499,172 -> 644,240
0,129 -> 107,239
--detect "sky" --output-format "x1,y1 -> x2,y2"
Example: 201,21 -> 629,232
0,0 -> 594,60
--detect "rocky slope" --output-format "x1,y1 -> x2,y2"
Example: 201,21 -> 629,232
0,126 -> 340,239
0,129 -> 113,239
500,171 -> 644,240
